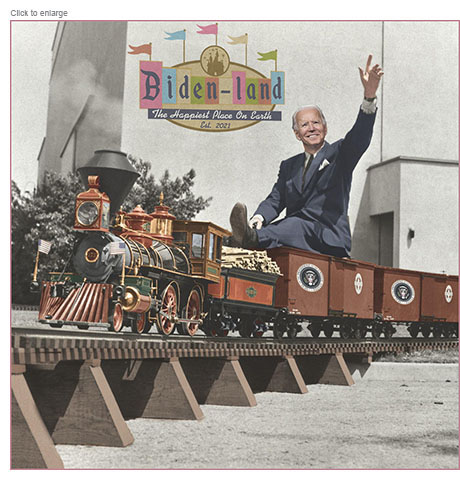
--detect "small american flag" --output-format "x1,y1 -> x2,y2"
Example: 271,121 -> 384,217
38,239 -> 52,254
109,241 -> 126,255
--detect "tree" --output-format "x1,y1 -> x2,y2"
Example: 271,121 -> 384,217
11,171 -> 83,304
11,158 -> 212,304
123,156 -> 212,219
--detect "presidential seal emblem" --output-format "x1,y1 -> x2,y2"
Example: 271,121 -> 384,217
297,264 -> 324,292
391,280 -> 415,305
444,285 -> 453,303
354,273 -> 363,295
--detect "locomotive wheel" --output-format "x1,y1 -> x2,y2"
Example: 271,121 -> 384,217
323,322 -> 334,338
273,321 -> 285,339
339,323 -> 352,339
157,284 -> 177,335
287,323 -> 298,339
432,325 -> 442,338
131,312 -> 147,334
252,318 -> 267,338
178,289 -> 201,336
408,324 -> 419,338
383,324 -> 394,339
209,326 -> 229,337
309,323 -> 322,338
239,318 -> 253,338
421,325 -> 431,338
143,315 -> 153,333
353,322 -> 367,339
108,303 -> 124,332
371,323 -> 383,339
442,325 -> 453,338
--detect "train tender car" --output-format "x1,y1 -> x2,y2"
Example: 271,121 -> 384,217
206,266 -> 280,337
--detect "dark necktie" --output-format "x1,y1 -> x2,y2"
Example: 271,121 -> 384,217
302,154 -> 313,190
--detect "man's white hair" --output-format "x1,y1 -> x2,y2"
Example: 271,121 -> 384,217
292,105 -> 327,131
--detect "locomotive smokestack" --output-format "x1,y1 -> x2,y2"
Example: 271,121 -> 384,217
77,150 -> 140,217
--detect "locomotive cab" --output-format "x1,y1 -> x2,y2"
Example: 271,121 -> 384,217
172,220 -> 231,283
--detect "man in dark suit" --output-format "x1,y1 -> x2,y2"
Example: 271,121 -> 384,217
230,54 -> 383,257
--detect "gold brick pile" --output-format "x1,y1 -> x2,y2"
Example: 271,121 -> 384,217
221,247 -> 282,274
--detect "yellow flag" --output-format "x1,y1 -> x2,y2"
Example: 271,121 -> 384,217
227,34 -> 248,45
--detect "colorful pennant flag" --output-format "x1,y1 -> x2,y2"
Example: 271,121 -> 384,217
227,34 -> 248,45
109,241 -> 126,255
257,50 -> 277,61
38,239 -> 52,255
197,23 -> 218,35
128,43 -> 152,56
165,30 -> 186,41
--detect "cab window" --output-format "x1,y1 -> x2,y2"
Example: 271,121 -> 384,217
191,233 -> 204,258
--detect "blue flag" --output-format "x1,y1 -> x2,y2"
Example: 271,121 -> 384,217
165,30 -> 186,41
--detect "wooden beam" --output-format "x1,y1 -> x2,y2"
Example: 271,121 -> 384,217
24,360 -> 133,446
102,358 -> 204,420
295,353 -> 354,386
180,357 -> 257,406
239,355 -> 307,393
11,369 -> 64,469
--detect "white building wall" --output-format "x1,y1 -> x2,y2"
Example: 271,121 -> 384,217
399,161 -> 458,274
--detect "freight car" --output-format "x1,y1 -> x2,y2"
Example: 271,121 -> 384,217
265,248 -> 458,339
33,150 -> 458,339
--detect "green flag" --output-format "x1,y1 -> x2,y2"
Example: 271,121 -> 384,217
257,50 -> 277,61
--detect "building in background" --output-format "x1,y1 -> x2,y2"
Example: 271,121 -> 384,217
37,22 -> 128,176
31,21 -> 458,274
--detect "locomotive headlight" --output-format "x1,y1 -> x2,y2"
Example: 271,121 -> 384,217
77,201 -> 99,226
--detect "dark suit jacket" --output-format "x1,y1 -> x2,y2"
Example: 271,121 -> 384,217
254,108 -> 377,254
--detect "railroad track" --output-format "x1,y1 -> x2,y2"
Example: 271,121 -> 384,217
11,326 -> 458,364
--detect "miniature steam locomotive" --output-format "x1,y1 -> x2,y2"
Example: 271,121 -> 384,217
35,150 -> 458,339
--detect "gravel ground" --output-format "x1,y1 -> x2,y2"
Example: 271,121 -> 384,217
12,310 -> 459,469
52,363 -> 459,470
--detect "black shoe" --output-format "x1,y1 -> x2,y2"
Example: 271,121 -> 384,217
229,203 -> 259,249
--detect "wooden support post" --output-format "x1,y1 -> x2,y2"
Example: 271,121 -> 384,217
180,357 -> 256,407
11,366 -> 64,469
24,360 -> 133,447
344,353 -> 373,381
102,358 -> 203,420
295,353 -> 354,386
239,356 -> 307,394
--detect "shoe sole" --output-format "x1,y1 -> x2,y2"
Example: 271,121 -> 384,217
230,203 -> 247,246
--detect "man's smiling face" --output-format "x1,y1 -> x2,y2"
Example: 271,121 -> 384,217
294,107 -> 327,153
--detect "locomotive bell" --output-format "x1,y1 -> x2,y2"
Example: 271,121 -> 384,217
77,149 -> 140,217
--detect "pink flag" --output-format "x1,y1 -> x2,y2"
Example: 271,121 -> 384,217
197,24 -> 218,35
